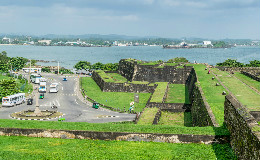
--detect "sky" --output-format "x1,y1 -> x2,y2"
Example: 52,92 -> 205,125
0,0 -> 259,39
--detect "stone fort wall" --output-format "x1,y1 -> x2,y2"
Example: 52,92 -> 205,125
225,94 -> 260,159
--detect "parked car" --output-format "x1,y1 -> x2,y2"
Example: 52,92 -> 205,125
27,98 -> 33,105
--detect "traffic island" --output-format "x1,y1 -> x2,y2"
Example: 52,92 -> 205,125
10,110 -> 64,120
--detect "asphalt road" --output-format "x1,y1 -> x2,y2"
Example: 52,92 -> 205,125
0,73 -> 136,122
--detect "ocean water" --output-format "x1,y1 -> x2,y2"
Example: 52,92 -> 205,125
0,45 -> 259,69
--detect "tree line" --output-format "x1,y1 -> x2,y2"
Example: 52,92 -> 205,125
74,61 -> 119,71
216,59 -> 260,67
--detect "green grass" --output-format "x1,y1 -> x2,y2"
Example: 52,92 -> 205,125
0,119 -> 230,135
129,81 -> 149,84
0,136 -> 236,159
137,107 -> 159,125
140,62 -> 160,65
165,84 -> 190,104
81,77 -> 151,112
234,72 -> 260,92
150,82 -> 168,103
177,65 -> 184,68
212,68 -> 260,111
158,112 -> 192,127
191,64 -> 228,126
95,70 -> 115,82
165,63 -> 178,66
105,73 -> 127,82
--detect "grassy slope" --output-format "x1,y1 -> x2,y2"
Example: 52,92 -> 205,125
212,68 -> 260,111
81,77 -> 151,112
192,64 -> 228,126
0,119 -> 230,135
0,136 -> 236,160
150,82 -> 168,103
105,73 -> 127,82
158,112 -> 192,127
137,107 -> 159,125
165,84 -> 190,104
234,72 -> 260,92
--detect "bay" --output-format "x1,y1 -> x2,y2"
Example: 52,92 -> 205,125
0,45 -> 259,69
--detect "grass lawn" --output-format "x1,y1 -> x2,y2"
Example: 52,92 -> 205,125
158,112 -> 192,127
191,64 -> 228,126
234,72 -> 260,92
140,62 -> 160,65
150,82 -> 168,103
0,119 -> 230,135
137,107 -> 159,125
0,136 -> 236,160
165,84 -> 190,104
105,73 -> 127,82
129,81 -> 150,84
81,77 -> 151,112
165,63 -> 178,66
212,68 -> 260,111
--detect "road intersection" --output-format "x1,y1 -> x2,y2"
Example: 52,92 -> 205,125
0,73 -> 136,123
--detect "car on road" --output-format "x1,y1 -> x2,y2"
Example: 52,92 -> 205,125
63,77 -> 67,81
39,93 -> 44,99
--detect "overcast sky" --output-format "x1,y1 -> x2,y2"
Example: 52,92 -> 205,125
0,0 -> 259,39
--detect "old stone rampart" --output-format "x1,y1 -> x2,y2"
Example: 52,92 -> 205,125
92,71 -> 157,93
0,127 -> 229,144
118,59 -> 137,81
190,83 -> 218,127
152,109 -> 162,125
241,71 -> 260,82
224,94 -> 260,159
133,65 -> 193,83
216,66 -> 260,72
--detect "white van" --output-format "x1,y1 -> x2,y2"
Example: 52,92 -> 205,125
2,95 -> 16,107
49,83 -> 59,93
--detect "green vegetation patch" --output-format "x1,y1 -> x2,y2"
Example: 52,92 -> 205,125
81,77 -> 150,112
106,73 -> 127,82
191,64 -> 228,126
137,107 -> 159,125
234,72 -> 260,92
0,136 -> 236,159
165,63 -> 178,66
212,68 -> 260,111
165,84 -> 190,104
158,112 -> 192,127
140,62 -> 160,65
129,81 -> 149,84
150,82 -> 168,103
0,119 -> 230,135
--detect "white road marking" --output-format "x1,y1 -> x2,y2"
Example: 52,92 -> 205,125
56,100 -> 60,106
74,99 -> 77,101
62,87 -> 63,90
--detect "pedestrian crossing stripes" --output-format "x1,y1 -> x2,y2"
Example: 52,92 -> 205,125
40,100 -> 60,107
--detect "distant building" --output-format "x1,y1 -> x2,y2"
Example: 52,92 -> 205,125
203,41 -> 212,45
38,40 -> 52,45
2,37 -> 11,43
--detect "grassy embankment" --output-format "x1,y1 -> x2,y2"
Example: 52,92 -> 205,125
158,112 -> 192,127
212,68 -> 260,111
0,136 -> 236,159
165,84 -> 190,104
81,77 -> 151,112
186,64 -> 228,126
149,82 -> 168,103
233,72 -> 260,92
0,119 -> 230,135
137,107 -> 159,125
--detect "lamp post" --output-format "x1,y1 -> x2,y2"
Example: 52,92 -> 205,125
58,61 -> 59,75
28,59 -> 31,84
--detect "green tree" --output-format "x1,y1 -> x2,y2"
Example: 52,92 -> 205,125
91,62 -> 104,70
0,78 -> 20,102
74,61 -> 92,70
216,59 -> 244,67
167,57 -> 189,63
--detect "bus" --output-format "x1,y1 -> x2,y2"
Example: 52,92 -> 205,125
49,83 -> 59,93
2,95 -> 16,107
22,68 -> 41,74
14,93 -> 25,105
30,74 -> 41,84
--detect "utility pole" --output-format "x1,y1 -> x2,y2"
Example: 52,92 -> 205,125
28,59 -> 31,84
58,61 -> 59,75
